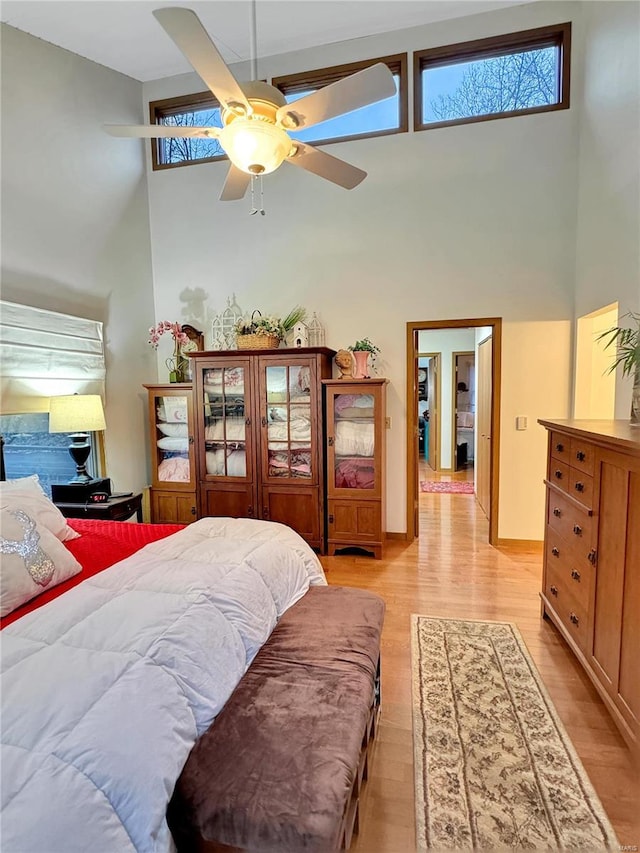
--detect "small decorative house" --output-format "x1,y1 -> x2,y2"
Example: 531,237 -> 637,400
288,321 -> 309,348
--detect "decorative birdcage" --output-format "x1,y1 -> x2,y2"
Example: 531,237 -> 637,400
210,294 -> 244,350
308,312 -> 326,347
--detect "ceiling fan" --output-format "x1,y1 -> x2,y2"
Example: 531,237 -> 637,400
104,7 -> 396,201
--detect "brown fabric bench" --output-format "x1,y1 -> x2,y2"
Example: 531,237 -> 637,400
167,585 -> 385,853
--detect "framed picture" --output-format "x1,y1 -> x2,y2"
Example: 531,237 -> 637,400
181,324 -> 204,353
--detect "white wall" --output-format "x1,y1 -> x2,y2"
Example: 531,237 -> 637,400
418,328 -> 476,469
141,0 -> 581,537
499,321 -> 572,540
573,1 -> 640,418
1,24 -> 156,492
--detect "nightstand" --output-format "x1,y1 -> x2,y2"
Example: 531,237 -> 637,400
54,492 -> 143,522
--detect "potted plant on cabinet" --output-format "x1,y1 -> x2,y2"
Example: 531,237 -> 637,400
597,311 -> 640,426
348,338 -> 380,379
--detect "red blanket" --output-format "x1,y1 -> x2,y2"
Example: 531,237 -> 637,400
1,519 -> 184,628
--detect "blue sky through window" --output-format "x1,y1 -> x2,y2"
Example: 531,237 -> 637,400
422,47 -> 558,123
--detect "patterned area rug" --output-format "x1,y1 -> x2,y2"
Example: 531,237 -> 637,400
411,616 -> 618,850
420,481 -> 474,494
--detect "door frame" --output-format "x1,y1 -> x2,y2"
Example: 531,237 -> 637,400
406,318 -> 502,545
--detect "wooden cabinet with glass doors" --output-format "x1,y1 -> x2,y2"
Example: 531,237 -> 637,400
144,384 -> 198,524
191,348 -> 334,551
323,378 -> 387,558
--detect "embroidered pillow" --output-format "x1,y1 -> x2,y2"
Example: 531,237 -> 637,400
157,423 -> 189,438
0,505 -> 82,616
0,487 -> 80,542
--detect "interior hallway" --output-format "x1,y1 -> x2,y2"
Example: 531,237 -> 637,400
323,488 -> 640,852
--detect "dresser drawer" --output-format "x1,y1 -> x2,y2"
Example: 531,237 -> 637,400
545,535 -> 592,612
570,437 -> 595,477
548,459 -> 569,493
550,432 -> 570,463
546,491 -> 594,563
545,559 -> 590,652
568,468 -> 594,510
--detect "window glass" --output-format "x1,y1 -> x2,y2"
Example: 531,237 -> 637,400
1,413 -> 80,497
285,74 -> 401,144
157,104 -> 224,165
422,47 -> 558,124
415,23 -> 570,130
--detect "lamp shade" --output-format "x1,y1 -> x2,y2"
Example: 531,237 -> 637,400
49,395 -> 106,433
219,119 -> 292,175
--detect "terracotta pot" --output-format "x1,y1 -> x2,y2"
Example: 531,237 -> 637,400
353,350 -> 370,379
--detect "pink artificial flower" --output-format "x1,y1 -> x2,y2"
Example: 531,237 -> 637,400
147,321 -> 189,349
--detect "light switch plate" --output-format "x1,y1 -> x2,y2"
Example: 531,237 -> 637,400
516,416 -> 527,430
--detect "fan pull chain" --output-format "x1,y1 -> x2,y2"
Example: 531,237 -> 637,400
249,175 -> 266,216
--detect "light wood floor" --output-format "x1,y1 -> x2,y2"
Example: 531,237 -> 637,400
322,484 -> 640,852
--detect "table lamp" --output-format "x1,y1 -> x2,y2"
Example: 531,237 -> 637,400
49,394 -> 106,484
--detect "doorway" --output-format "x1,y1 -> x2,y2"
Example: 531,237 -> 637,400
417,352 -> 440,472
406,318 -> 502,544
452,351 -> 475,473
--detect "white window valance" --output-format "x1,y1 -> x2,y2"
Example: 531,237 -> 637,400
0,301 -> 105,414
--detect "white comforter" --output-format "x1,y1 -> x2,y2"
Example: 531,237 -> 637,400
0,517 -> 326,853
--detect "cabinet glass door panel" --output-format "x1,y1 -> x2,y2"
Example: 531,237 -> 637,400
333,393 -> 376,490
154,393 -> 191,484
202,366 -> 247,477
264,363 -> 314,481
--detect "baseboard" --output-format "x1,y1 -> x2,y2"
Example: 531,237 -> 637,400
385,531 -> 410,541
495,538 -> 543,550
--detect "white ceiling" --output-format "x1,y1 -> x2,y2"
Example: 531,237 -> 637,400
1,1 -> 532,82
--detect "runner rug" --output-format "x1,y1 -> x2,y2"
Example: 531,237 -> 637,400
420,481 -> 474,494
411,616 -> 618,850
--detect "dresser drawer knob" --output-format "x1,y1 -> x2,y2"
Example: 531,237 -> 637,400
576,450 -> 586,462
553,507 -> 562,517
554,470 -> 563,480
555,443 -> 564,452
574,482 -> 585,493
550,585 -> 558,597
588,549 -> 597,565
572,524 -> 582,536
571,569 -> 581,582
551,546 -> 560,557
569,612 -> 580,626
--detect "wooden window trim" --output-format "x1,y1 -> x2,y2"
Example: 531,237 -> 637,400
149,91 -> 225,171
272,53 -> 408,147
413,23 -> 571,132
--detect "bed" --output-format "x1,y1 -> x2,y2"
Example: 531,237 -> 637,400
0,480 -> 328,852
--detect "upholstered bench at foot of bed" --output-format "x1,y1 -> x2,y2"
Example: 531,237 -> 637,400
168,585 -> 385,853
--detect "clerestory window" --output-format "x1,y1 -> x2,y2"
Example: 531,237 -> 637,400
414,23 -> 571,131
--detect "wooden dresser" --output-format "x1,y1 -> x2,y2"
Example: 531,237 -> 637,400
539,419 -> 640,754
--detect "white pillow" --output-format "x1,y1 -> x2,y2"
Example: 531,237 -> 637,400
0,505 -> 82,617
157,436 -> 189,452
157,423 -> 189,438
3,474 -> 46,494
0,488 -> 80,542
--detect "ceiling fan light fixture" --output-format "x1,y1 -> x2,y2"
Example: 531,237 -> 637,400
219,119 -> 292,176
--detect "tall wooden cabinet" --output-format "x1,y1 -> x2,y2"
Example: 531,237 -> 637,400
539,419 -> 640,754
323,379 -> 387,558
144,384 -> 198,524
190,348 -> 335,551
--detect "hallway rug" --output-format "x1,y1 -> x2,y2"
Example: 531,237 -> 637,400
420,481 -> 474,494
411,616 -> 618,850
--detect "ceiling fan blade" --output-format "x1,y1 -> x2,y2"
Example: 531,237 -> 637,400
104,124 -> 220,139
277,63 -> 396,130
287,142 -> 366,189
220,165 -> 251,201
153,8 -> 251,115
